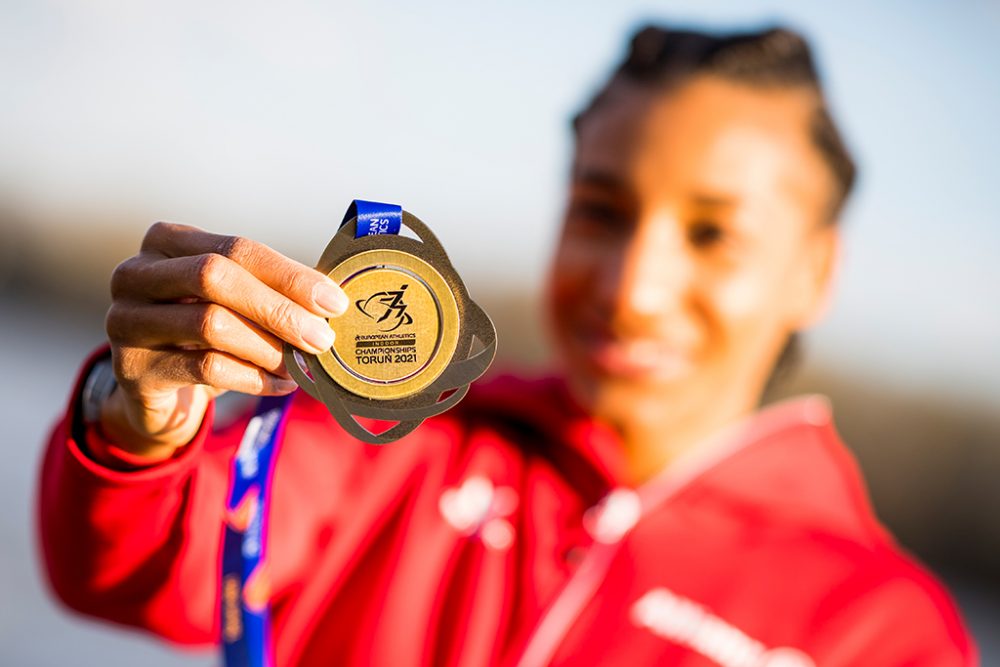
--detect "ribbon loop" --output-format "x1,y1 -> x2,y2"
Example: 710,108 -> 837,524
342,199 -> 402,237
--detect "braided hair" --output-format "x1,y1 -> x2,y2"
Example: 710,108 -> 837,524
575,25 -> 857,221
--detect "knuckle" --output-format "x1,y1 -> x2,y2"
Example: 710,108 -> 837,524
216,235 -> 252,263
109,257 -> 140,300
142,221 -> 173,248
104,303 -> 130,343
146,220 -> 170,238
197,351 -> 226,385
191,253 -> 228,296
196,305 -> 227,344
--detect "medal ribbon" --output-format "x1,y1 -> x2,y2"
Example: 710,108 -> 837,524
345,198 -> 402,237
221,394 -> 292,667
222,199 -> 402,666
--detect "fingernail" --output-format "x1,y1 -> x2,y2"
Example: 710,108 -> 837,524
313,280 -> 348,316
303,317 -> 336,352
272,378 -> 298,393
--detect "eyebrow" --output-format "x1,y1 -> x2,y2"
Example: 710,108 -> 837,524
691,193 -> 739,208
571,167 -> 627,190
572,167 -> 743,210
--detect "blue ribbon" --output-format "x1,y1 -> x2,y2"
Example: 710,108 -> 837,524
343,199 -> 402,237
222,199 -> 402,666
221,393 -> 293,667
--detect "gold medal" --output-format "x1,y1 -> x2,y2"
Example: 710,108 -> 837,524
284,207 -> 496,443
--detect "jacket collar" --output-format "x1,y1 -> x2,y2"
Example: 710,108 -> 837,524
467,376 -> 884,544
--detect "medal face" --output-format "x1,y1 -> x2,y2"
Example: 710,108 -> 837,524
285,206 -> 497,444
317,249 -> 460,400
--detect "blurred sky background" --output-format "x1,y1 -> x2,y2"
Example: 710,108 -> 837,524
3,0 -> 999,401
1,1 -> 998,664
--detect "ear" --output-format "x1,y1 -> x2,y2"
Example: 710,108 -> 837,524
790,224 -> 840,330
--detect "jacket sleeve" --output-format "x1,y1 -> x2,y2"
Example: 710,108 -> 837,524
36,348 -> 243,646
811,554 -> 978,666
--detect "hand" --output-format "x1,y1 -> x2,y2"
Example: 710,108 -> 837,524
100,222 -> 348,459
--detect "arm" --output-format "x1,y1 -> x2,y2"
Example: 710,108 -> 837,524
37,222 -> 350,643
37,352 -> 232,643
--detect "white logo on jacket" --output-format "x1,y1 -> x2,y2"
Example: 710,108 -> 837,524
438,476 -> 518,551
630,588 -> 815,667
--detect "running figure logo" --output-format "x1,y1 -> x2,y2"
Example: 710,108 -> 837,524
356,285 -> 414,332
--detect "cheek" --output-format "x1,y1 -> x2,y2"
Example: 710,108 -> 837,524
702,262 -> 798,359
712,274 -> 772,321
548,238 -> 600,314
546,250 -> 579,349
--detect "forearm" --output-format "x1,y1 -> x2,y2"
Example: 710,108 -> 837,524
37,353 -> 227,644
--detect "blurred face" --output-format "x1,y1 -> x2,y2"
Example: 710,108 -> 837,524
548,76 -> 838,435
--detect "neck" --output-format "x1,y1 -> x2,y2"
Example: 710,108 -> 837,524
611,392 -> 757,486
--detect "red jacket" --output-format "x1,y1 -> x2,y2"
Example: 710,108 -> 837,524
38,350 -> 977,666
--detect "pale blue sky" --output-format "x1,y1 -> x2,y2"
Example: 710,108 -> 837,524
2,0 -> 998,399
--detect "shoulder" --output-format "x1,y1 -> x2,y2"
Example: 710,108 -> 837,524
684,398 -> 977,663
812,544 -> 977,665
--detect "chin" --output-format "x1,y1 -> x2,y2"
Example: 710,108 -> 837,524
567,366 -> 691,426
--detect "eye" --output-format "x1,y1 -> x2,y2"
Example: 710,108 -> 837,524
687,219 -> 726,249
569,199 -> 625,229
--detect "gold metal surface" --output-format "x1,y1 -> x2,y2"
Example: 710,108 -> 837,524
284,209 -> 497,444
317,249 -> 460,400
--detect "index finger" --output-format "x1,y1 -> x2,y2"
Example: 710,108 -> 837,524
142,222 -> 348,318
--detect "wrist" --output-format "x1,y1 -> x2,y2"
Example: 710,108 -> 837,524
98,385 -> 210,461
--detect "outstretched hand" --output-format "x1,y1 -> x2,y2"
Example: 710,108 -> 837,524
100,222 -> 348,459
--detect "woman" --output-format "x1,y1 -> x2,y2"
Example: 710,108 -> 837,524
39,25 -> 976,666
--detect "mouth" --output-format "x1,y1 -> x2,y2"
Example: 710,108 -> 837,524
571,328 -> 694,382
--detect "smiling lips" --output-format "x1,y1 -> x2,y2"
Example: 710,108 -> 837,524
574,327 -> 695,381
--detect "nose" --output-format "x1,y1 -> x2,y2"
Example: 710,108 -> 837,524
601,211 -> 691,332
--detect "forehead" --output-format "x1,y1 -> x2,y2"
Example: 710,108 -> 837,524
574,76 -> 832,212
